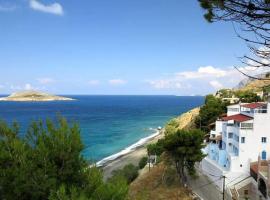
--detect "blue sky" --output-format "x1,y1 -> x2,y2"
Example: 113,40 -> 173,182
0,0 -> 255,95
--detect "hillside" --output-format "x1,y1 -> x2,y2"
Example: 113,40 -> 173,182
235,72 -> 270,92
128,108 -> 200,199
164,107 -> 200,135
239,79 -> 270,92
0,90 -> 74,102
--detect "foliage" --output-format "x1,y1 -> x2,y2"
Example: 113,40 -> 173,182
138,156 -> 148,169
164,118 -> 179,135
216,89 -> 234,98
195,94 -> 227,132
111,164 -> 139,184
234,90 -> 261,103
162,129 -> 206,184
0,118 -> 128,200
147,139 -> 164,156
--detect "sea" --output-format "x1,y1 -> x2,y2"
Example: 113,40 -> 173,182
0,95 -> 204,165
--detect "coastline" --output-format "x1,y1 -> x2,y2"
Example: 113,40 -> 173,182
101,129 -> 165,180
100,106 -> 200,180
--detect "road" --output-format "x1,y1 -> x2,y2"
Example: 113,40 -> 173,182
187,167 -> 223,200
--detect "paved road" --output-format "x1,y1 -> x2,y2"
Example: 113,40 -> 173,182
187,167 -> 223,200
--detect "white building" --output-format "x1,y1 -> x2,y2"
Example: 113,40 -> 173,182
201,102 -> 270,199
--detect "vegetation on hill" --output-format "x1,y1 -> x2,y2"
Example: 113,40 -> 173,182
195,94 -> 228,132
164,107 -> 200,135
129,163 -> 192,200
0,118 -> 128,200
162,129 -> 206,184
110,164 -> 139,184
216,89 -> 261,103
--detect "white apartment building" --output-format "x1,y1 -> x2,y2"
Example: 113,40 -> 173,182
201,102 -> 270,199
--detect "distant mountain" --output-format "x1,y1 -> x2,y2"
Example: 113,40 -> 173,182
234,72 -> 270,91
0,90 -> 75,102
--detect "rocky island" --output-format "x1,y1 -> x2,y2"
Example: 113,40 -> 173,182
0,90 -> 75,102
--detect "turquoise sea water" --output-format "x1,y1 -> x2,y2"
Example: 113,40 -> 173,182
0,95 -> 204,163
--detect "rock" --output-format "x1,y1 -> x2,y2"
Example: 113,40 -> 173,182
0,90 -> 75,102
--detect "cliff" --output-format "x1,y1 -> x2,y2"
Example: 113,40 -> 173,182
0,91 -> 75,102
164,107 -> 200,134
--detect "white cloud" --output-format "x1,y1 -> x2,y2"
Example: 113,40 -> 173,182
10,83 -> 34,91
108,79 -> 127,86
176,66 -> 227,79
24,83 -> 33,90
147,80 -> 184,89
147,66 -> 246,94
37,77 -> 54,84
29,0 -> 64,15
88,80 -> 100,86
209,80 -> 223,90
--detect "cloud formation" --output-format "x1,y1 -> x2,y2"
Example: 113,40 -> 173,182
29,0 -> 64,15
176,66 -> 227,79
147,66 -> 245,95
108,79 -> 127,86
147,79 -> 184,89
209,80 -> 223,90
24,83 -> 33,90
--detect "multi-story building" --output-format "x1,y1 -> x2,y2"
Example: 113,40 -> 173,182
201,102 -> 270,199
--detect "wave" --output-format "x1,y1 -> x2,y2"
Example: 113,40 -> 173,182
96,128 -> 160,167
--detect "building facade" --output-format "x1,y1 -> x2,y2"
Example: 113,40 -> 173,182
201,102 -> 270,199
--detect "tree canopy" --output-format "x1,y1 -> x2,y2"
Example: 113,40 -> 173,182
163,129 -> 206,184
0,118 -> 128,200
195,94 -> 228,132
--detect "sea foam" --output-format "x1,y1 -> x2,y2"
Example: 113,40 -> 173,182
96,128 -> 160,167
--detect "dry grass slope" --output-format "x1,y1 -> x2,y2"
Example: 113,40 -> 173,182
128,163 -> 192,200
239,79 -> 270,92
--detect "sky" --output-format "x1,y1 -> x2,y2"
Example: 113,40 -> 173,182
0,0 -> 261,95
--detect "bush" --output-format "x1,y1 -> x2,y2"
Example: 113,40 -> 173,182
0,118 -> 129,200
195,94 -> 227,132
139,156 -> 148,169
111,164 -> 139,184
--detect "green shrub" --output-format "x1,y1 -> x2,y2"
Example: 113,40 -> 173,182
111,164 -> 139,184
0,117 -> 129,200
139,156 -> 148,169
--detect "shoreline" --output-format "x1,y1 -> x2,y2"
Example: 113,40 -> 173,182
100,106 -> 200,180
101,128 -> 165,180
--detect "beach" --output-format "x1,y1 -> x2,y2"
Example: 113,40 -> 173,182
102,129 -> 165,180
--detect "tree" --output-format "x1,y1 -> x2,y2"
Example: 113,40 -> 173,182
0,117 -> 128,200
163,129 -> 206,185
235,90 -> 261,102
195,94 -> 227,132
199,0 -> 270,79
110,164 -> 139,184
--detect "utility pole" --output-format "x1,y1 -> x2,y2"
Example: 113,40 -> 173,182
222,175 -> 226,200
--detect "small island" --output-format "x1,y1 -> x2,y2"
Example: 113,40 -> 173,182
0,90 -> 75,102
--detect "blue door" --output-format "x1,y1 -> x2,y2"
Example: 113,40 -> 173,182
262,151 -> 267,160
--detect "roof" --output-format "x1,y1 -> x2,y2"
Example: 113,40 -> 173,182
241,102 -> 266,109
222,114 -> 253,122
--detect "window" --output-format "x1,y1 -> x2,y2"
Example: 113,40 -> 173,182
228,132 -> 233,138
262,137 -> 267,143
228,108 -> 239,112
241,137 -> 245,143
262,151 -> 267,160
240,123 -> 253,129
